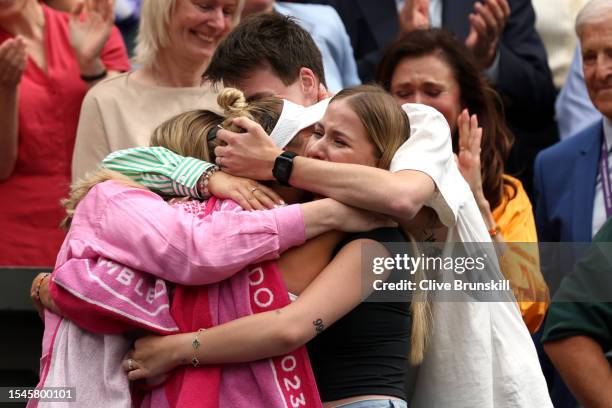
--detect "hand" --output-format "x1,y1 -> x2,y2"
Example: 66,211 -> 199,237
30,273 -> 59,319
123,333 -> 190,381
455,109 -> 485,202
465,0 -> 510,69
331,199 -> 398,232
69,0 -> 114,75
399,0 -> 430,35
0,37 -> 27,89
207,171 -> 285,211
214,117 -> 283,181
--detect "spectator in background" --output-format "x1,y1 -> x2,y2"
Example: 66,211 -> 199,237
535,0 -> 612,247
240,0 -> 360,92
542,217 -> 612,408
45,0 -> 141,57
70,0 -> 244,180
325,0 -> 557,198
0,0 -> 129,267
556,44 -> 601,140
534,2 -> 612,405
532,0 -> 588,90
376,29 -> 549,333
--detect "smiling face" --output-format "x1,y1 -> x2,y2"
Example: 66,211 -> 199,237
580,17 -> 612,119
167,0 -> 238,63
390,54 -> 462,132
305,99 -> 379,167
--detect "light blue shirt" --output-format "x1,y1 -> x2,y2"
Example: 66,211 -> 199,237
555,44 -> 601,140
275,2 -> 361,92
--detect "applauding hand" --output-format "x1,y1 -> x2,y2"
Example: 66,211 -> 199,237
399,0 -> 430,35
0,37 -> 27,89
69,0 -> 114,76
465,0 -> 510,69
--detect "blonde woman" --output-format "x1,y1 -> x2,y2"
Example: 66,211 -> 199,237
70,0 -> 268,210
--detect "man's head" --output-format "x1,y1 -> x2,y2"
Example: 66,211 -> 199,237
204,13 -> 326,106
576,0 -> 612,119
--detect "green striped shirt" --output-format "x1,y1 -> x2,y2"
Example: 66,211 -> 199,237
102,147 -> 214,198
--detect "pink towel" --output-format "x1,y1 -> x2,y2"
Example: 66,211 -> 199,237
151,261 -> 322,408
33,196 -> 321,408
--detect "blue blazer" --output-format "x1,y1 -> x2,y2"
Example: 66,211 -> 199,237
534,120 -> 603,243
533,120 -> 603,408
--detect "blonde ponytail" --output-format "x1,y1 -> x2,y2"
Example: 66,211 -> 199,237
406,235 -> 433,365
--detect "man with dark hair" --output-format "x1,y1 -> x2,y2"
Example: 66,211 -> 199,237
205,13 -> 327,106
237,0 -> 361,93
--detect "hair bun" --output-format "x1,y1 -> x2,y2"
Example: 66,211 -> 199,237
217,88 -> 248,115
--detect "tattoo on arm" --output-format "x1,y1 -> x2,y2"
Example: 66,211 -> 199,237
313,318 -> 325,335
422,230 -> 436,242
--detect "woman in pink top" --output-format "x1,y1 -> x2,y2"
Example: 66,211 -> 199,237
0,0 -> 129,267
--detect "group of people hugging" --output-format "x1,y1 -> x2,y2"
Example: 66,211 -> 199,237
2,0 -> 584,407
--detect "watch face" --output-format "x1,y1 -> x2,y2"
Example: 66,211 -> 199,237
273,155 -> 293,184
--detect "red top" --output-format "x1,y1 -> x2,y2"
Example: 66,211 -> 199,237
0,4 -> 130,267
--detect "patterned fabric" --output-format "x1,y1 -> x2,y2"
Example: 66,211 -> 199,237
102,146 -> 214,198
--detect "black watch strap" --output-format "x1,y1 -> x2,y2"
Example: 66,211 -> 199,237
272,151 -> 298,186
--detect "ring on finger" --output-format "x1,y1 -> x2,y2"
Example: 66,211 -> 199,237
250,187 -> 258,193
128,358 -> 134,371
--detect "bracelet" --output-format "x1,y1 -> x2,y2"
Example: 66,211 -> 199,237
80,69 -> 108,82
197,165 -> 220,199
35,273 -> 51,301
488,225 -> 501,238
191,328 -> 206,368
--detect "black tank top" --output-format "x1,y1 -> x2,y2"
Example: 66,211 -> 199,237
306,228 -> 412,402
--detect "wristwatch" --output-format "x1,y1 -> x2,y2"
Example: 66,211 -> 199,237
272,151 -> 297,186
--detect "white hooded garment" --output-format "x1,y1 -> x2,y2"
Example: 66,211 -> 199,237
392,104 -> 552,408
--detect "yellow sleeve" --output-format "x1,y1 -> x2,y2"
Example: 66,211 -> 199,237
494,175 -> 550,333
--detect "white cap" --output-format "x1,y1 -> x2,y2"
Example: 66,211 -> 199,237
269,97 -> 331,148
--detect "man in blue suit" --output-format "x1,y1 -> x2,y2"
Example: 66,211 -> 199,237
534,3 -> 610,246
534,1 -> 612,406
313,0 -> 557,198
